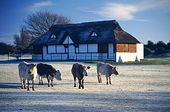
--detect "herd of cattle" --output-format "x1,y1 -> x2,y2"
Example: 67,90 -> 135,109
18,61 -> 119,91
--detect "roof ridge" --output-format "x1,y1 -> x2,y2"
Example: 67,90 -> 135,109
50,20 -> 119,30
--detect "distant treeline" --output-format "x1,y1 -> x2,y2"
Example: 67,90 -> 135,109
144,40 -> 170,56
0,42 -> 15,54
0,42 -> 32,55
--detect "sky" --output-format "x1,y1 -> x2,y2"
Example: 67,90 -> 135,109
0,0 -> 170,45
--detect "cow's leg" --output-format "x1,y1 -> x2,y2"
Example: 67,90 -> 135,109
109,76 -> 112,84
32,80 -> 35,91
99,75 -> 102,83
41,77 -> 43,85
39,75 -> 42,85
23,79 -> 26,89
27,80 -> 30,91
20,77 -> 23,89
38,75 -> 40,85
73,76 -> 76,87
47,78 -> 50,87
106,76 -> 108,85
51,79 -> 53,87
78,79 -> 81,89
98,75 -> 101,83
81,79 -> 84,89
97,72 -> 100,83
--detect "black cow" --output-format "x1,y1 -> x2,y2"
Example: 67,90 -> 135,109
37,63 -> 62,87
71,63 -> 90,89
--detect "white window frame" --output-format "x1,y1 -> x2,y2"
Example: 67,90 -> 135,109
50,34 -> 56,39
91,32 -> 98,37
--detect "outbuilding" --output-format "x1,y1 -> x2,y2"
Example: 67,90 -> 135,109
32,20 -> 143,62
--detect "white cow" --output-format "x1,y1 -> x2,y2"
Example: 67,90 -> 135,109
18,61 -> 37,91
97,62 -> 119,85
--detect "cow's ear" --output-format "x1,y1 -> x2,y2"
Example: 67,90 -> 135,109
33,64 -> 36,67
113,67 -> 116,69
87,66 -> 90,69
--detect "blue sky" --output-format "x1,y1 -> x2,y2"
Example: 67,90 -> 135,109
0,0 -> 170,44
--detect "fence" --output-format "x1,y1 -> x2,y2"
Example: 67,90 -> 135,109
0,54 -> 32,61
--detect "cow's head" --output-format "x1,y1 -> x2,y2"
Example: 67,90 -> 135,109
82,65 -> 90,76
27,64 -> 37,79
54,70 -> 62,80
111,66 -> 119,75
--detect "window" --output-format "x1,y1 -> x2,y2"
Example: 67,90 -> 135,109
50,34 -> 56,39
48,45 -> 56,53
79,44 -> 87,53
56,45 -> 65,53
90,32 -> 98,37
88,44 -> 97,52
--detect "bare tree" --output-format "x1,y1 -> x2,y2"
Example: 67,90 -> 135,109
13,27 -> 32,53
24,11 -> 71,39
14,11 -> 71,53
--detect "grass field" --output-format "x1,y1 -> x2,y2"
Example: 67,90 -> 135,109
0,61 -> 170,112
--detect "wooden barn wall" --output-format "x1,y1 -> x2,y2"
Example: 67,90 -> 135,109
116,44 -> 136,52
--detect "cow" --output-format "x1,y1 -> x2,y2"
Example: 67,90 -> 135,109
18,61 -> 37,91
37,63 -> 62,87
97,62 -> 119,85
71,63 -> 90,89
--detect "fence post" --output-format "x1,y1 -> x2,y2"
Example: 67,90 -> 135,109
8,52 -> 10,61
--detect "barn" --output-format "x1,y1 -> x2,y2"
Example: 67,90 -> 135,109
32,20 -> 144,62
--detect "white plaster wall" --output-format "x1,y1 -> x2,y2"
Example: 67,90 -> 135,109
137,43 -> 144,60
88,44 -> 97,52
79,44 -> 87,52
116,43 -> 144,62
116,52 -> 137,62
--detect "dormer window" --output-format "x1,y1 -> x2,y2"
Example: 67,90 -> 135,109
90,32 -> 98,37
50,34 -> 56,39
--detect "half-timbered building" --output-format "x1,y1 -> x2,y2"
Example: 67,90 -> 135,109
32,20 -> 144,62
